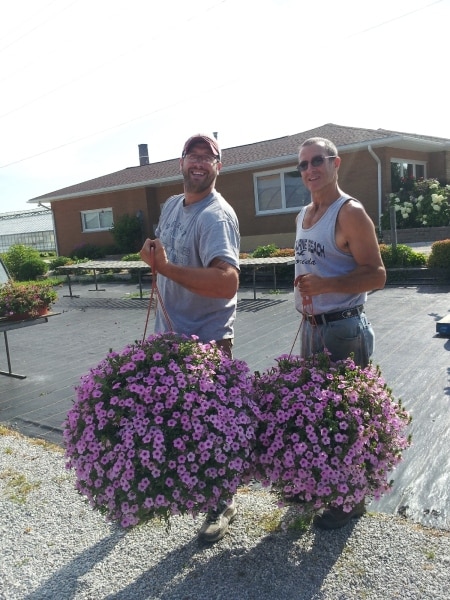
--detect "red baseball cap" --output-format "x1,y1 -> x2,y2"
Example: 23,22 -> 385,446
182,134 -> 221,160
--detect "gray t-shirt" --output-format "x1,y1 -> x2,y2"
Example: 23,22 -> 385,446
154,191 -> 240,343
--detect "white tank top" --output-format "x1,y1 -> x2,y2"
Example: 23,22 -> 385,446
294,195 -> 367,314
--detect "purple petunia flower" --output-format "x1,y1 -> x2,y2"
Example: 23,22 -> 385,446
64,332 -> 258,527
249,352 -> 411,513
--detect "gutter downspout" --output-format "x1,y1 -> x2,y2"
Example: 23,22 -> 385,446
367,145 -> 382,231
39,202 -> 59,255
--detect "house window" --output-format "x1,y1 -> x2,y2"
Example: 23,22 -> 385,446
254,168 -> 310,215
391,159 -> 426,192
81,208 -> 113,232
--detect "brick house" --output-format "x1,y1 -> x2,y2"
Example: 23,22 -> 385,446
28,123 -> 450,256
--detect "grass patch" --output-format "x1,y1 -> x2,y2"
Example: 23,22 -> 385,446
0,468 -> 41,504
0,424 -> 63,453
0,425 -> 22,438
124,291 -> 150,299
423,548 -> 436,560
259,508 -> 284,533
287,512 -> 313,533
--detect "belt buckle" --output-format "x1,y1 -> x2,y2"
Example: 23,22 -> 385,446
313,313 -> 326,325
341,309 -> 354,319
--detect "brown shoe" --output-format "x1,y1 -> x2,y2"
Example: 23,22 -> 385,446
313,500 -> 366,530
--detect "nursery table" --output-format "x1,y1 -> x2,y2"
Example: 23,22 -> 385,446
0,313 -> 59,379
57,261 -> 151,299
58,258 -> 293,301
239,256 -> 295,300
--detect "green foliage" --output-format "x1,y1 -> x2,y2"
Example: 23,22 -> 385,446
70,244 -> 105,260
110,214 -> 143,253
101,244 -> 122,256
2,245 -> 38,277
252,244 -> 279,258
241,247 -> 294,259
2,245 -> 48,281
259,508 -> 283,533
379,244 -> 427,268
16,258 -> 48,281
390,162 -> 403,193
1,468 -> 41,504
239,245 -> 295,289
381,178 -> 450,230
287,512 -> 313,533
43,276 -> 62,286
49,256 -> 73,270
390,167 -> 416,194
427,240 -> 450,269
122,253 -> 141,261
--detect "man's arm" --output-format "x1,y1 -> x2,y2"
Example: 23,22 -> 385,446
140,239 -> 239,299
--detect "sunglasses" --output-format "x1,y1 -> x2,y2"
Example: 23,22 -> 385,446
297,155 -> 337,173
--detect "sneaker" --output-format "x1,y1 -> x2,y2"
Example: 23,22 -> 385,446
198,498 -> 237,543
313,500 -> 366,530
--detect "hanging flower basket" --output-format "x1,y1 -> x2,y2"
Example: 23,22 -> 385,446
63,333 -> 257,527
249,352 -> 412,513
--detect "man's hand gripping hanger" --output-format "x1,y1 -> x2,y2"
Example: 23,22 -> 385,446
142,246 -> 173,343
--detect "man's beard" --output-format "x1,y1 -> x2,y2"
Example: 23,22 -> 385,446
183,169 -> 216,194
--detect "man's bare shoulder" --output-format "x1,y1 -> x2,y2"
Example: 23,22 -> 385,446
341,196 -> 364,209
340,198 -> 371,220
337,199 -> 378,245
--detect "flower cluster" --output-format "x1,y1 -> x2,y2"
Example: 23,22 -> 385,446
63,333 -> 257,527
0,281 -> 58,319
249,353 -> 411,513
381,178 -> 450,229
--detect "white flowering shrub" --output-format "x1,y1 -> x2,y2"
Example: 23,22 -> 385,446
381,179 -> 450,229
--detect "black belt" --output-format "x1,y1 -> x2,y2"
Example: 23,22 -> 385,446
303,305 -> 364,325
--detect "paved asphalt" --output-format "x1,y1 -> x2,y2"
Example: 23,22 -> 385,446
1,277 -> 449,531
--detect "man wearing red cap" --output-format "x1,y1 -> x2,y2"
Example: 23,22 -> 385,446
140,133 -> 240,543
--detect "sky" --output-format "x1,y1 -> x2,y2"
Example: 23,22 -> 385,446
1,0 -> 449,213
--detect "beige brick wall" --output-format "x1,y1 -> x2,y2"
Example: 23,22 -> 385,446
381,226 -> 450,244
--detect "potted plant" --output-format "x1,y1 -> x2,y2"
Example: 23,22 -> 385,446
249,352 -> 412,514
0,281 -> 58,321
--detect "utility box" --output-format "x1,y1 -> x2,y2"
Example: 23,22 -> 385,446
436,314 -> 450,336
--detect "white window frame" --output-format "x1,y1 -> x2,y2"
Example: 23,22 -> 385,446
253,167 -> 309,216
81,208 -> 114,232
390,158 -> 427,180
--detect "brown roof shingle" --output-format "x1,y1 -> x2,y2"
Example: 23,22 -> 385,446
30,123 -> 449,202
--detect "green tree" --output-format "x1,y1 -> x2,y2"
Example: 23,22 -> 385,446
110,214 -> 143,253
2,245 -> 48,281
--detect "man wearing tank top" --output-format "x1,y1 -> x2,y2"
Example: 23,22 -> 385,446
294,137 -> 386,529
